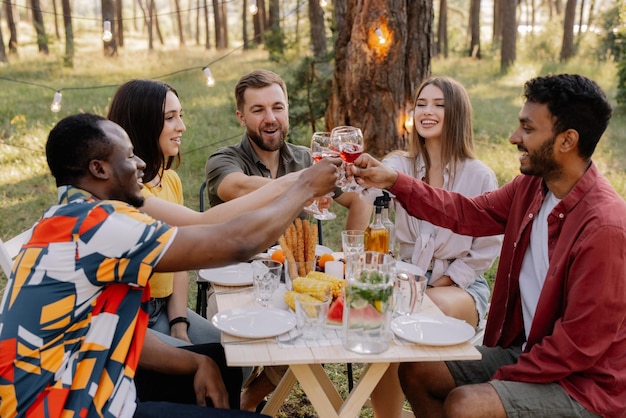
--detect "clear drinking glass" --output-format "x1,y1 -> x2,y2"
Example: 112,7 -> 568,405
330,126 -> 364,193
304,132 -> 338,220
341,230 -> 365,258
251,260 -> 282,307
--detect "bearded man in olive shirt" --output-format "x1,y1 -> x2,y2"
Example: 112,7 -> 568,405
205,69 -> 371,230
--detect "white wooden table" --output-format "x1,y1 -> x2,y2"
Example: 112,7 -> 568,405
213,283 -> 481,417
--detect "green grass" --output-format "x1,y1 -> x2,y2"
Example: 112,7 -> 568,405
2,41 -> 626,417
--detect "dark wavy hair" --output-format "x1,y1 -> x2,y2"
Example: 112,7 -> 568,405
107,79 -> 181,183
46,113 -> 110,186
523,74 -> 612,160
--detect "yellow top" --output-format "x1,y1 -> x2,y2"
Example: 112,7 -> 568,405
141,169 -> 184,298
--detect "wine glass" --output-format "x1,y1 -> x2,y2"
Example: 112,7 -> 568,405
330,126 -> 364,192
304,132 -> 338,220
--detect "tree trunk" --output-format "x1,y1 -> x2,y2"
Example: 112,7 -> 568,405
221,1 -> 229,47
492,0 -> 501,46
116,0 -> 124,47
150,0 -> 164,45
31,0 -> 49,54
51,0 -> 60,39
243,0 -> 249,49
204,0 -> 211,49
436,0 -> 447,57
174,0 -> 185,46
560,0 -> 576,61
4,0 -> 17,54
326,0 -> 432,157
500,0 -> 517,72
213,0 -> 225,49
148,0 -> 154,50
309,0 -> 327,60
468,0 -> 481,58
577,0 -> 585,36
0,17 -> 7,63
61,0 -> 73,67
102,0 -> 117,56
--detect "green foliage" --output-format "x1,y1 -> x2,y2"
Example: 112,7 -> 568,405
284,56 -> 334,142
265,26 -> 285,62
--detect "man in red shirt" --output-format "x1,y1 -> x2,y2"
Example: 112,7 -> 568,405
352,74 -> 625,418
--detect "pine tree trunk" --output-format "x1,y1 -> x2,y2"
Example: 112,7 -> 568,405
309,0 -> 327,60
469,0 -> 481,58
31,0 -> 49,54
500,0 -> 517,72
560,0 -> 576,61
61,0 -> 73,67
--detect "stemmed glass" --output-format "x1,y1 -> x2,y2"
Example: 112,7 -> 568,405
330,126 -> 364,192
304,132 -> 338,220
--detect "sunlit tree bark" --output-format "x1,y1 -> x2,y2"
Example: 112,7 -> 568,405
327,0 -> 432,157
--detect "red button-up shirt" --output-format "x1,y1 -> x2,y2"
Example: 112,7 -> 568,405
390,163 -> 626,418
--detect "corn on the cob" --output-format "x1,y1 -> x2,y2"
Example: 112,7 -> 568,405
283,290 -> 324,311
292,276 -> 332,300
306,271 -> 344,298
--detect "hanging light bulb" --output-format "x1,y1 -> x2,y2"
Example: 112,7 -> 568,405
319,0 -> 328,7
102,20 -> 113,42
249,0 -> 258,15
203,67 -> 216,87
50,91 -> 62,113
375,28 -> 386,45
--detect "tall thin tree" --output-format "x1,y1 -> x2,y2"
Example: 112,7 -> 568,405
468,0 -> 481,58
61,0 -> 73,67
560,0 -> 576,60
3,0 -> 17,54
31,0 -> 49,54
309,0 -> 327,60
500,0 -> 517,71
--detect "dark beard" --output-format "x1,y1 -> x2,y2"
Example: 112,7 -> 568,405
521,135 -> 561,180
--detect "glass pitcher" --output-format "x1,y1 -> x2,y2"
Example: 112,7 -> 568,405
343,251 -> 395,354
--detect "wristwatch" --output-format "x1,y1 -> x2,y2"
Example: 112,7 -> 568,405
169,316 -> 190,330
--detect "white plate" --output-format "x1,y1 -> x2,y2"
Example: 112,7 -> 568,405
395,261 -> 425,276
198,263 -> 253,286
268,244 -> 334,256
391,313 -> 475,346
211,307 -> 297,338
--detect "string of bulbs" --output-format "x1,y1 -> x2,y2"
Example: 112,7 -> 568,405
2,0 -> 389,114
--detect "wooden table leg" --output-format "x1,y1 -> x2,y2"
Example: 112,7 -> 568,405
289,362 -> 391,418
261,367 -> 297,417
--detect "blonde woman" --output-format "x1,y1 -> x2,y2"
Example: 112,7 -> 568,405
370,76 -> 502,417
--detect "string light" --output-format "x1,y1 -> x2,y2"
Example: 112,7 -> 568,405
50,91 -> 62,112
249,0 -> 258,15
102,20 -> 113,42
319,0 -> 328,7
375,28 -> 386,45
203,67 -> 216,87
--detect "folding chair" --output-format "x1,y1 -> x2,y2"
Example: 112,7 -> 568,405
195,180 -> 210,317
1,229 -> 32,297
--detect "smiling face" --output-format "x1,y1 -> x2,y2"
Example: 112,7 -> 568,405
509,101 -> 561,180
99,120 -> 147,207
158,91 -> 185,158
414,84 -> 445,141
236,83 -> 289,152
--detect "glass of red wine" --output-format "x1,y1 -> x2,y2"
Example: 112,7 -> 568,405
304,132 -> 338,220
330,126 -> 364,192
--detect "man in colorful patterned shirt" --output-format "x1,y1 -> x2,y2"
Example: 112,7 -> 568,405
0,113 -> 340,417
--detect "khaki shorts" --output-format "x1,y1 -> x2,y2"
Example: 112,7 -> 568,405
445,346 -> 600,418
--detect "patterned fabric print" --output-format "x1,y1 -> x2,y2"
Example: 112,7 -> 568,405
0,186 -> 175,417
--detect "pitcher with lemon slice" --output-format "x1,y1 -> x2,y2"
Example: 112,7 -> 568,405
343,251 -> 395,354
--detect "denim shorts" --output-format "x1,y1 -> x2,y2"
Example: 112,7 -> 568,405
445,346 -> 600,418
